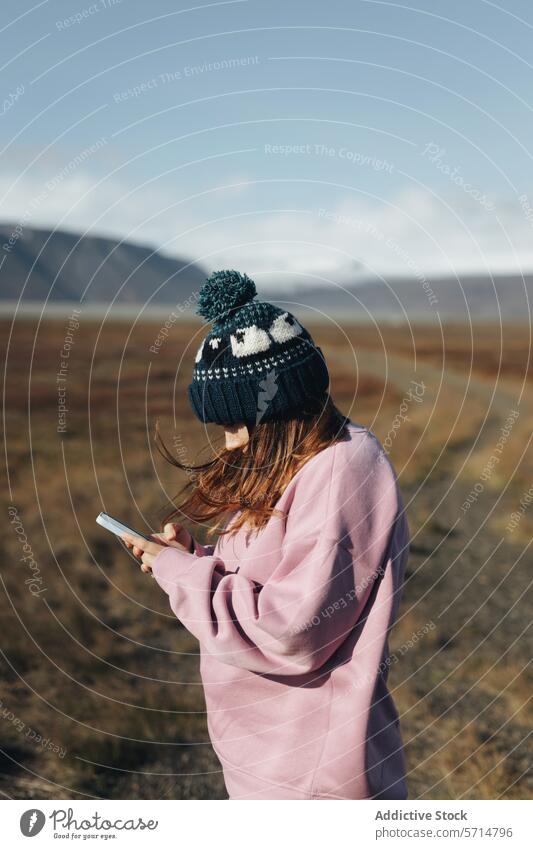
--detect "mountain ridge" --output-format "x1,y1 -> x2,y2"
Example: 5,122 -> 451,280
0,224 -> 531,319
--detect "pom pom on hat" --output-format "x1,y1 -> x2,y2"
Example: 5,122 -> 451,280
196,269 -> 257,322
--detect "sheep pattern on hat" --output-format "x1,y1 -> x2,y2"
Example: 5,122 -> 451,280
188,270 -> 330,425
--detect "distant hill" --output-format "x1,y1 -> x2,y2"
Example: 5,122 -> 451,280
272,272 -> 533,321
0,225 -> 207,306
0,224 -> 531,319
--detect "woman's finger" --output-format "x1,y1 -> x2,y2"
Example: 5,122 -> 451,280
164,522 -> 178,541
122,533 -> 162,556
163,522 -> 193,552
140,551 -> 154,571
152,528 -> 190,552
151,532 -> 168,544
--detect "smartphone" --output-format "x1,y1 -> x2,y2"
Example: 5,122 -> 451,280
96,512 -> 152,542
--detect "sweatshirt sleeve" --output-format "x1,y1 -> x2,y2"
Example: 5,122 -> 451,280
151,434 -> 401,676
151,535 -> 378,676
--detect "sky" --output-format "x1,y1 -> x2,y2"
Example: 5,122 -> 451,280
1,0 -> 533,288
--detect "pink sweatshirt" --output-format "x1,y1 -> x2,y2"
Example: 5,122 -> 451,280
152,421 -> 409,800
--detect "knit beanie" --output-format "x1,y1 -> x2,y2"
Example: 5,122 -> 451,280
188,270 -> 330,425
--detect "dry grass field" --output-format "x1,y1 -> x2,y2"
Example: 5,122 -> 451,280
1,315 -> 531,800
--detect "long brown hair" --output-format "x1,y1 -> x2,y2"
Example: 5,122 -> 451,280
156,396 -> 349,539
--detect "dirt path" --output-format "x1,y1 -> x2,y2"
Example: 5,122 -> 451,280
332,346 -> 532,799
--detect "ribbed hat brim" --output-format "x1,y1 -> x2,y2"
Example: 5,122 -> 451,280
188,347 -> 330,425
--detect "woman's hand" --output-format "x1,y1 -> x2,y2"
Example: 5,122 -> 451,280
121,534 -> 165,573
122,523 -> 193,574
160,522 -> 194,554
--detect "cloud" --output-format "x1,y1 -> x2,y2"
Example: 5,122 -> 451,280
0,167 -> 532,286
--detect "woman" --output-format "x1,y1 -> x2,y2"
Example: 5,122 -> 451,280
124,269 -> 410,800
